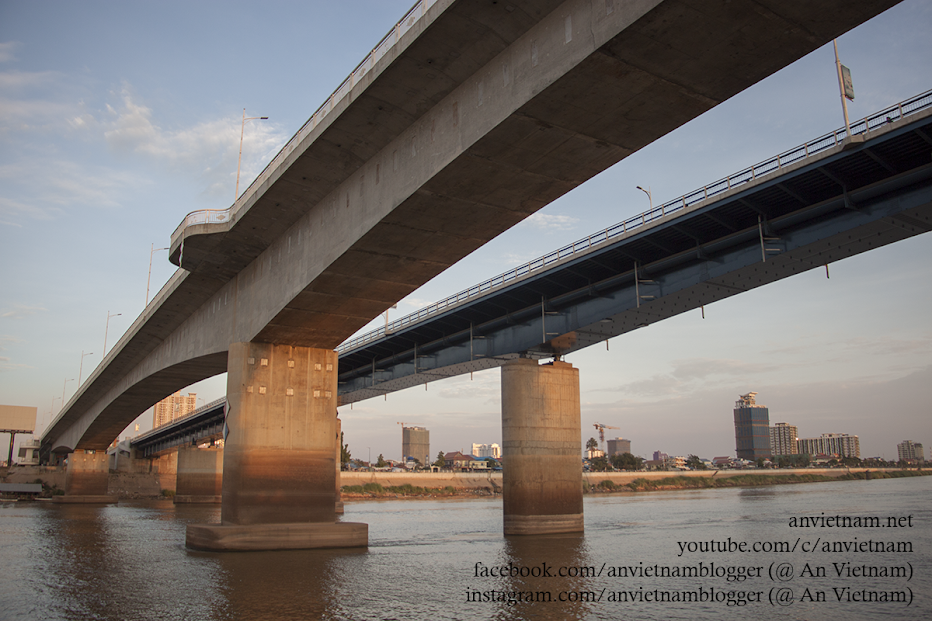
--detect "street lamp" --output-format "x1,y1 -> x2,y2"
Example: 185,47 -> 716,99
61,378 -> 74,408
636,185 -> 653,211
146,244 -> 169,306
235,108 -> 268,201
78,350 -> 94,385
103,311 -> 122,356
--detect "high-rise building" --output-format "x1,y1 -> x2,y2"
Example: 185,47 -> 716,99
606,437 -> 631,456
897,440 -> 924,462
798,433 -> 860,458
770,422 -> 799,456
152,391 -> 197,428
402,426 -> 430,465
471,443 -> 501,459
733,392 -> 771,460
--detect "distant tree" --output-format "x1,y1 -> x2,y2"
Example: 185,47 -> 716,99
340,432 -> 351,469
376,453 -> 388,468
756,457 -> 766,468
590,456 -> 610,472
610,452 -> 643,471
586,437 -> 599,452
434,451 -> 446,468
685,454 -> 707,470
840,456 -> 861,468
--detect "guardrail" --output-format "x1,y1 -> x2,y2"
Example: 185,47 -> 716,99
173,0 -> 438,239
337,88 -> 932,353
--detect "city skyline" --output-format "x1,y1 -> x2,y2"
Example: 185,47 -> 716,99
1,1 -> 930,463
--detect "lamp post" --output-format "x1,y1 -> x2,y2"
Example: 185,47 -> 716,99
833,39 -> 853,139
235,108 -> 268,201
103,311 -> 121,356
636,185 -> 653,211
146,244 -> 169,307
62,378 -> 74,408
78,350 -> 94,385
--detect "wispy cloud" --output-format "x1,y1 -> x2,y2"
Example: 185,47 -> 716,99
520,212 -> 579,231
101,87 -> 288,199
0,335 -> 30,372
0,42 -> 19,63
0,159 -> 148,224
0,306 -> 46,320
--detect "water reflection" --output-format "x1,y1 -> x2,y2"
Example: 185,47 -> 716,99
486,533 -> 593,621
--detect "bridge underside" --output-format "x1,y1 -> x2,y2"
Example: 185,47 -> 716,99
337,115 -> 932,403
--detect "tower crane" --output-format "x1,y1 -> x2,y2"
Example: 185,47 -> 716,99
593,423 -> 620,453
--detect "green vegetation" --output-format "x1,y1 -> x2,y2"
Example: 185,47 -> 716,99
584,470 -> 932,494
610,452 -> 644,471
161,489 -> 175,498
340,432 -> 351,468
341,482 -> 462,497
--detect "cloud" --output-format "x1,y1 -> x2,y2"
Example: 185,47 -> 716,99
0,159 -> 148,223
0,335 -> 30,372
0,306 -> 46,319
0,42 -> 18,63
520,212 -> 579,231
101,87 -> 288,198
671,357 -> 782,381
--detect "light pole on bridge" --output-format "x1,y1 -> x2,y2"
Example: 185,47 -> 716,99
103,311 -> 121,356
235,109 -> 269,201
146,245 -> 170,307
78,350 -> 94,386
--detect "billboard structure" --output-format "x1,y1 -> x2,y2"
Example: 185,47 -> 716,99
1,405 -> 37,467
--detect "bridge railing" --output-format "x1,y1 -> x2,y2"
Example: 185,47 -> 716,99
173,0 -> 438,240
337,88 -> 932,354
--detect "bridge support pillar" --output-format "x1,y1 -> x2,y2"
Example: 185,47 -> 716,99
53,449 -> 116,504
501,358 -> 583,535
174,445 -> 223,504
335,417 -> 343,514
186,342 -> 366,551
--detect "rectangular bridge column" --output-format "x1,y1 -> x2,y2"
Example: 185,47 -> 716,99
53,449 -> 116,504
501,358 -> 583,535
186,343 -> 366,550
174,445 -> 223,504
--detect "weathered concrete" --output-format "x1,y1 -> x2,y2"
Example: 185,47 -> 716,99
187,343 -> 365,550
335,417 -> 343,514
186,521 -> 368,552
174,445 -> 223,504
55,450 -> 116,504
501,358 -> 582,535
40,0 -> 900,458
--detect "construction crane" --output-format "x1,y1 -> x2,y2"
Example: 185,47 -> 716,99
593,423 -> 620,452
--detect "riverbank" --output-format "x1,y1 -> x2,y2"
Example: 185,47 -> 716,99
339,467 -> 930,500
3,465 -> 925,501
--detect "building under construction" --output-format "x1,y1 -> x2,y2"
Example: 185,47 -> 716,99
402,426 -> 430,466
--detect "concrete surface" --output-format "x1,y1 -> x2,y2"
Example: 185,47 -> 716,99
501,358 -> 583,535
186,521 -> 368,552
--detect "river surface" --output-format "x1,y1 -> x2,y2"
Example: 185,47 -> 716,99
1,475 -> 929,620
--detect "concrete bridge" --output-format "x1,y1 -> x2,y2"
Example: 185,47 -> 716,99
39,0 -> 904,550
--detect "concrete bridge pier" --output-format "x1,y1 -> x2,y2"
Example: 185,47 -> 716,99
174,445 -> 223,504
186,343 -> 366,551
335,417 -> 343,514
501,358 -> 583,535
53,449 -> 116,503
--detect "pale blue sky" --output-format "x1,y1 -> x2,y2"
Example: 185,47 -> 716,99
1,1 -> 930,463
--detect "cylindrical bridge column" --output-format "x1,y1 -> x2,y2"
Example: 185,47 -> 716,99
501,358 -> 583,535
